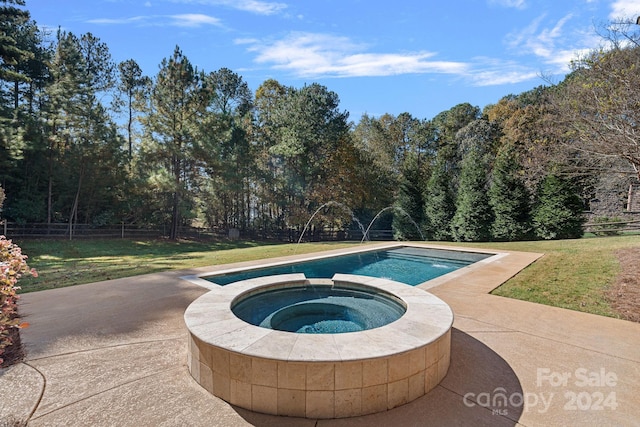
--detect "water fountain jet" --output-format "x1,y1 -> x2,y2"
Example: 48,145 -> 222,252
361,206 -> 425,243
295,201 -> 366,251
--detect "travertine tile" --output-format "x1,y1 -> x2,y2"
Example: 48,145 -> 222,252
277,388 -> 306,417
278,361 -> 306,390
212,371 -> 230,402
307,363 -> 335,391
243,331 -> 297,359
388,352 -> 411,382
437,356 -> 450,381
251,384 -> 277,414
290,334 -> 340,361
408,347 -> 426,376
425,342 -> 439,367
187,353 -> 199,380
198,339 -> 214,367
210,346 -> 229,376
362,358 -> 388,387
306,390 -> 335,419
335,361 -> 363,390
438,331 -> 451,360
335,388 -> 362,418
229,379 -> 251,408
188,335 -> 200,362
361,384 -> 387,415
252,357 -> 278,387
229,352 -> 252,382
199,361 -> 213,394
189,317 -> 245,342
182,257 -> 459,419
425,363 -> 439,391
387,378 -> 409,409
408,371 -> 425,401
213,325 -> 272,352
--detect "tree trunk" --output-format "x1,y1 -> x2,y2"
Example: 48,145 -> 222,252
68,163 -> 85,240
170,154 -> 180,240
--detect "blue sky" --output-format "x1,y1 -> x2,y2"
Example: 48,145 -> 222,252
25,0 -> 640,121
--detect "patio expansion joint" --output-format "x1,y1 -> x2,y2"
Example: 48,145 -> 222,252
25,335 -> 184,362
468,325 -> 640,365
16,361 -> 46,425
29,365 -> 185,421
454,315 -> 519,333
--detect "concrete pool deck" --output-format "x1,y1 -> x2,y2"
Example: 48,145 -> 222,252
2,243 -> 640,426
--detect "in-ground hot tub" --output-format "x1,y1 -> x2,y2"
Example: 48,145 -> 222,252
185,273 -> 453,419
232,282 -> 406,334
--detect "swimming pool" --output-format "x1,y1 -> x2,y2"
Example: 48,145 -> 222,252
205,246 -> 491,286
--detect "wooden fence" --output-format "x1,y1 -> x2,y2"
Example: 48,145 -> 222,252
5,220 -> 636,241
583,219 -> 640,236
0,222 -> 225,240
0,222 -> 394,242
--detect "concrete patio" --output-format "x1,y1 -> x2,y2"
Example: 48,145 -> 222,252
2,243 -> 639,426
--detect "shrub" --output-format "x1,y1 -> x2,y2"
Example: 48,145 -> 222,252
0,236 -> 37,367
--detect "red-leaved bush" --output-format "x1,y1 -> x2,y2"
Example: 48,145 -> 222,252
0,235 -> 37,367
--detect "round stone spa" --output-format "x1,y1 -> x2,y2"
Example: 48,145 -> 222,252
184,273 -> 454,419
232,283 -> 406,334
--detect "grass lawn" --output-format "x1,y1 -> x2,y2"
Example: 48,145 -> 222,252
14,235 -> 640,319
16,239 -> 358,293
447,235 -> 640,318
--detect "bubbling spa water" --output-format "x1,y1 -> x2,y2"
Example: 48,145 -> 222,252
232,284 -> 406,334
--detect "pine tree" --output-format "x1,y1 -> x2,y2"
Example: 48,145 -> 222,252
0,0 -> 31,179
392,153 -> 426,240
450,148 -> 493,241
532,174 -> 585,239
141,46 -> 208,240
0,0 -> 30,84
43,30 -> 124,230
489,144 -> 531,241
423,158 -> 455,240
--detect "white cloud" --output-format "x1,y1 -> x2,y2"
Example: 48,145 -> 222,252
240,32 -> 552,86
505,14 -> 598,74
609,0 -> 640,20
168,0 -> 287,15
87,16 -> 148,25
170,13 -> 222,27
240,32 -> 559,86
471,69 -> 539,86
242,32 -> 469,78
87,13 -> 222,27
467,57 -> 539,86
488,0 -> 527,9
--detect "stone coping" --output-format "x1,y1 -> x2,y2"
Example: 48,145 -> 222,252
184,273 -> 454,362
184,273 -> 454,418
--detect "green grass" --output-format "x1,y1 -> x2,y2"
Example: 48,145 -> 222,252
14,235 -> 640,319
16,239 -> 357,293
443,235 -> 640,318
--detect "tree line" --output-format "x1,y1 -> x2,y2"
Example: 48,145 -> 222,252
1,0 -> 639,241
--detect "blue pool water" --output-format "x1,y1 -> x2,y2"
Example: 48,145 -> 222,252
207,246 -> 490,286
232,285 -> 406,334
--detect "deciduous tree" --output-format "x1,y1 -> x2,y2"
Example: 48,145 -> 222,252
553,23 -> 640,181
